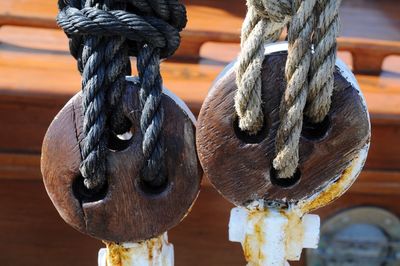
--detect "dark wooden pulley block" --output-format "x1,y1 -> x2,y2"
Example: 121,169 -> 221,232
196,43 -> 370,209
41,77 -> 202,243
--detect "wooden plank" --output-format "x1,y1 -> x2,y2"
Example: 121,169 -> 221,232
1,0 -> 400,72
1,37 -> 399,116
2,0 -> 399,41
339,38 -> 400,74
0,153 -> 40,180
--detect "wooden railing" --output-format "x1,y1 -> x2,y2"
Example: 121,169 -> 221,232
2,0 -> 400,74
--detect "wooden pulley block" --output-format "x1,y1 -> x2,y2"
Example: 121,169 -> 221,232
197,42 -> 370,211
41,77 -> 202,243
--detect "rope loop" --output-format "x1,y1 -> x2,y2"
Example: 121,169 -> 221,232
236,0 -> 341,179
57,0 -> 186,190
249,0 -> 292,23
57,4 -> 185,58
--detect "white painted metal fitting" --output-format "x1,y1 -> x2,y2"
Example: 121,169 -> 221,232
229,207 -> 320,266
98,233 -> 174,266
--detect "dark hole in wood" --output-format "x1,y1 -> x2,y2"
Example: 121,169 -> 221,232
233,116 -> 269,144
108,130 -> 133,152
302,115 -> 331,141
270,167 -> 301,188
72,175 -> 108,204
138,176 -> 170,196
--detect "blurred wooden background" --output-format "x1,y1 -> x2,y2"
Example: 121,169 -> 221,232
0,0 -> 399,265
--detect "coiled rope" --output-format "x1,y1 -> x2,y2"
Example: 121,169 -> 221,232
57,0 -> 187,189
235,0 -> 341,179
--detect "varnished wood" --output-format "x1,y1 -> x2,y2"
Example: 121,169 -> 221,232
41,80 -> 202,242
340,38 -> 400,74
1,0 -> 400,73
197,50 -> 370,206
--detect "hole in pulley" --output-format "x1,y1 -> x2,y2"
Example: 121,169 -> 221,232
233,115 -> 269,144
270,167 -> 301,188
139,177 -> 169,196
302,115 -> 331,141
108,130 -> 133,152
138,167 -> 170,196
72,175 -> 108,204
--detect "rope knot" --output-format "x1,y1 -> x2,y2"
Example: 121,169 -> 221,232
250,0 -> 292,23
57,1 -> 186,58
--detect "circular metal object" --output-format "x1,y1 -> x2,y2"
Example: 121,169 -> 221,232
307,207 -> 400,265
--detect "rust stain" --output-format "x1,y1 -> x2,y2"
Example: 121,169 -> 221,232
284,211 -> 302,243
300,156 -> 359,214
243,210 -> 267,264
147,239 -> 154,262
105,242 -> 130,266
282,210 -> 303,260
103,235 -> 169,266
147,236 -> 165,263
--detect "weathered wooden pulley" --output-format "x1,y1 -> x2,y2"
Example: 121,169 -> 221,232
197,42 -> 370,209
42,77 -> 202,243
196,42 -> 371,265
43,0 -> 201,262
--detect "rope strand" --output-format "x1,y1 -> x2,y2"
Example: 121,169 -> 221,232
235,0 -> 291,135
273,0 -> 316,179
137,45 -> 166,187
57,0 -> 186,189
235,0 -> 340,179
306,0 -> 341,122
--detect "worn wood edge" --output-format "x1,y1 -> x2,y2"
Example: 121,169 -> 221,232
299,142 -> 369,213
265,42 -> 371,211
160,82 -> 201,226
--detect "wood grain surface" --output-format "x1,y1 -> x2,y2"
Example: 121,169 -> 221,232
197,50 -> 370,206
41,80 -> 202,243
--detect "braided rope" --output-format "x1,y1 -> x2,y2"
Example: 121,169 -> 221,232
137,45 -> 166,187
235,0 -> 291,135
104,36 -> 131,135
273,0 -> 316,179
236,0 -> 340,179
79,33 -> 109,189
306,0 -> 341,122
57,0 -> 186,189
134,1 -> 186,188
57,7 -> 182,57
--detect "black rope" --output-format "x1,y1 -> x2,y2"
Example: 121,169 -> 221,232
57,0 -> 187,190
137,44 -> 165,187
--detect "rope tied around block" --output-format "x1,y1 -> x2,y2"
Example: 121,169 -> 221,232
57,0 -> 187,190
235,0 -> 341,179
